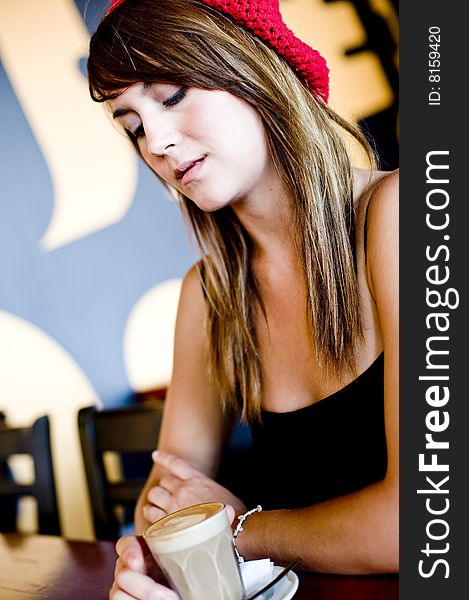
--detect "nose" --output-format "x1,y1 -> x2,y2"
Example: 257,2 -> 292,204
144,118 -> 179,158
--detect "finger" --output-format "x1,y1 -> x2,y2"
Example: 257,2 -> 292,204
110,581 -> 141,600
117,569 -> 179,600
143,503 -> 167,524
115,538 -> 157,580
111,591 -> 134,600
116,536 -> 145,571
109,581 -> 135,600
114,557 -> 125,579
152,451 -> 195,480
134,536 -> 159,573
158,474 -> 184,493
147,485 -> 173,511
109,580 -> 119,599
226,504 -> 235,524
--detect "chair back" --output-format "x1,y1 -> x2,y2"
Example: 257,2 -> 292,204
78,401 -> 164,540
0,414 -> 61,535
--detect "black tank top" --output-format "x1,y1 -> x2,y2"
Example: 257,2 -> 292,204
199,264 -> 387,509
247,352 -> 387,510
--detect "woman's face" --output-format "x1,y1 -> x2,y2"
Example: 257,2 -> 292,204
110,82 -> 278,212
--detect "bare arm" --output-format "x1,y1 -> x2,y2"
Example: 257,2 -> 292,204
235,170 -> 400,574
134,264 -> 236,534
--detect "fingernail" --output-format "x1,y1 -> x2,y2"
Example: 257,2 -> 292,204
152,450 -> 160,460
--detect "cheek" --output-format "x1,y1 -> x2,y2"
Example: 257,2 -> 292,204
183,93 -> 270,182
225,109 -> 269,164
183,108 -> 216,142
201,114 -> 268,168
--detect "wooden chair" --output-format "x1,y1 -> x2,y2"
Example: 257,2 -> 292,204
78,401 -> 164,540
0,414 -> 61,535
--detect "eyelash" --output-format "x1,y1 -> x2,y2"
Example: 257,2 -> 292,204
130,124 -> 145,140
127,86 -> 188,141
163,86 -> 188,107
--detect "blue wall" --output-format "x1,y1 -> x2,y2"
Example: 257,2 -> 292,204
0,0 -> 195,408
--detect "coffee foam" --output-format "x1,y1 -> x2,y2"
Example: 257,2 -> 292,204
157,513 -> 207,534
144,502 -> 228,553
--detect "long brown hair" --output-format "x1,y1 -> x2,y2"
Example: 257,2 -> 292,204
88,0 -> 376,421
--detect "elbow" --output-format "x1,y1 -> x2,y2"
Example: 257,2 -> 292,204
368,511 -> 399,573
342,477 -> 399,574
366,477 -> 399,573
346,514 -> 399,575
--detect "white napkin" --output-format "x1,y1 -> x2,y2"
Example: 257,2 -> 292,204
240,558 -> 275,596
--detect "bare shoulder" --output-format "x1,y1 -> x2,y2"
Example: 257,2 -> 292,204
355,168 -> 399,240
362,169 -> 399,300
173,262 -> 207,348
178,262 -> 205,314
367,168 -> 399,217
180,262 -> 204,297
366,170 -> 399,244
354,166 -> 398,210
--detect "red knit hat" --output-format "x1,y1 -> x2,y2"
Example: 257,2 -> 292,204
105,0 -> 329,102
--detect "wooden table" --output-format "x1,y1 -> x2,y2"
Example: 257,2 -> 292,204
0,534 -> 398,599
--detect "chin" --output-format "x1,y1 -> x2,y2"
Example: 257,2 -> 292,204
190,194 -> 234,214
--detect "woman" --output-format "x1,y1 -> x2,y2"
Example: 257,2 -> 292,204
87,0 -> 398,597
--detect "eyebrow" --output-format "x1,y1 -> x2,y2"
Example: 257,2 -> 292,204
112,82 -> 152,120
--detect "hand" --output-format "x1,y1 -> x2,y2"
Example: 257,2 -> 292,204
142,450 -> 246,524
110,535 -> 178,600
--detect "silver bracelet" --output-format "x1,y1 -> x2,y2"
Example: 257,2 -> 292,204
232,505 -> 262,563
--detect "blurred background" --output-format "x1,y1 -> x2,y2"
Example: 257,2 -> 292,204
0,0 -> 398,540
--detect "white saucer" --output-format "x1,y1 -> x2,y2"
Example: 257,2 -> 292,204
250,565 -> 299,600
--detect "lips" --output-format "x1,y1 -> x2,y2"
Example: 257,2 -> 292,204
174,157 -> 205,185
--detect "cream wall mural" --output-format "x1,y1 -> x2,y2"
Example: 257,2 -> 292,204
124,279 -> 183,392
0,0 -> 398,540
0,0 -> 137,250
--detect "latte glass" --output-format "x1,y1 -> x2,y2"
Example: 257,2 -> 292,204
143,502 -> 245,600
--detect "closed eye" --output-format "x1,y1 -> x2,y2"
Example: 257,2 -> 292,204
133,123 -> 145,138
123,86 -> 188,142
163,86 -> 188,107
125,123 -> 145,141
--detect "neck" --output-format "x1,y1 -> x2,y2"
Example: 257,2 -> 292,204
230,175 -> 298,262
